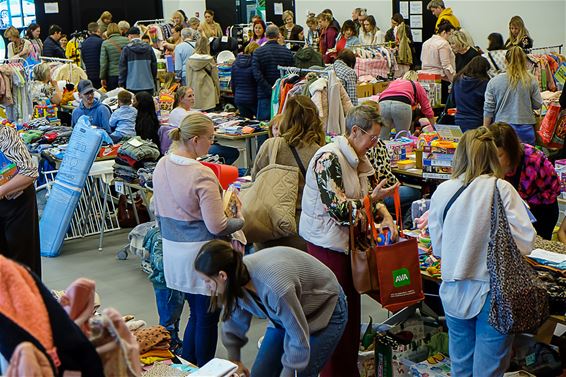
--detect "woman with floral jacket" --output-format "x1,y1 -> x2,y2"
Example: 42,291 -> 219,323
299,105 -> 398,377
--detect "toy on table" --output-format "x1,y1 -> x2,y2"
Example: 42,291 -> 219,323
34,100 -> 58,122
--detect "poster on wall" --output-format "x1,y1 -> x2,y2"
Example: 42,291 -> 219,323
399,1 -> 409,18
0,0 -> 36,29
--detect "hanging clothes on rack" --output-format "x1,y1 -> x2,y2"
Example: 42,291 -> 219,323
351,45 -> 398,79
136,19 -> 171,43
0,59 -> 33,122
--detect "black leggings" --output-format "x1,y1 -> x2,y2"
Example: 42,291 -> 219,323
0,185 -> 41,277
530,200 -> 559,240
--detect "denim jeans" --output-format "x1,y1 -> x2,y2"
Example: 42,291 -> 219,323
256,97 -> 271,121
208,143 -> 240,165
182,293 -> 221,366
445,294 -> 514,377
153,285 -> 185,347
379,100 -> 413,139
509,123 -> 535,146
250,290 -> 348,377
384,185 -> 421,227
236,102 -> 257,119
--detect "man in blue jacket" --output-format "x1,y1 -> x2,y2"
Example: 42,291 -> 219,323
42,24 -> 66,59
119,27 -> 157,96
80,22 -> 104,89
71,80 -> 111,134
252,25 -> 293,120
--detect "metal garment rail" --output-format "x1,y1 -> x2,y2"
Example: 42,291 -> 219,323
277,65 -> 329,77
135,18 -> 167,25
528,44 -> 563,54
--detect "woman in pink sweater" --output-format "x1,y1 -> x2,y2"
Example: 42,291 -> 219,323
152,112 -> 244,366
378,71 -> 435,139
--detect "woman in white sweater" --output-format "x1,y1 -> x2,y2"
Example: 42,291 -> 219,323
428,127 -> 535,376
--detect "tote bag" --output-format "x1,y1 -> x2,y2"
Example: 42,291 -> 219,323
240,137 -> 299,243
487,181 -> 549,334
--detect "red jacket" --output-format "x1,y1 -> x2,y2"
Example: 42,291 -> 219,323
319,26 -> 338,55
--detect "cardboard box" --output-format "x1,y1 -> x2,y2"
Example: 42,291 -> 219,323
357,83 -> 374,99
373,81 -> 390,95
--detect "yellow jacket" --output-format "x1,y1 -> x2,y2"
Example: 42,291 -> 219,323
435,8 -> 460,31
66,38 -> 81,65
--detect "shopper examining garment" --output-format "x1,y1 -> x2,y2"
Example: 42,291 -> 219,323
135,91 -> 161,149
42,24 -> 66,59
385,13 -> 413,45
251,95 -> 325,251
163,25 -> 184,53
29,62 -> 62,105
97,10 -> 112,35
71,80 -> 111,133
231,42 -> 259,119
305,17 -> 320,51
505,16 -> 533,51
489,122 -> 560,240
81,22 -> 104,88
100,23 -> 129,90
0,125 -> 41,277
452,56 -> 490,131
279,10 -> 301,42
420,20 -> 456,102
251,20 -> 268,46
186,36 -> 220,111
336,20 -> 360,53
4,26 -> 31,59
109,90 -> 137,143
317,12 -> 339,62
427,0 -> 460,31
359,15 -> 384,46
174,28 -> 196,86
448,30 -> 479,73
483,46 -> 542,145
252,25 -> 294,120
25,23 -> 42,63
300,105 -> 398,377
483,32 -> 507,77
153,112 -> 244,366
327,49 -> 359,105
118,20 -> 130,37
195,240 -> 347,377
199,9 -> 223,38
378,70 -> 435,139
428,126 -> 536,376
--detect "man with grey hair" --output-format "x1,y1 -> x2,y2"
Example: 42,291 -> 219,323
175,28 -> 196,85
252,24 -> 293,120
427,0 -> 460,31
118,20 -> 130,36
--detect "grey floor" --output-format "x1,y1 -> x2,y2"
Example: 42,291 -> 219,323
43,229 -> 391,367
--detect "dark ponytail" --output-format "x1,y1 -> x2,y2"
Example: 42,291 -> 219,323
194,240 -> 250,321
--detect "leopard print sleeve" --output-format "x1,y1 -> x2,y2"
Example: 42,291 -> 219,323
367,140 -> 399,188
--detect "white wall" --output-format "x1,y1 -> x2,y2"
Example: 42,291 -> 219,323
164,0 -> 565,52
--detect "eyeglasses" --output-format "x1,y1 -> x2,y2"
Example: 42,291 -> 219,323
357,126 -> 379,143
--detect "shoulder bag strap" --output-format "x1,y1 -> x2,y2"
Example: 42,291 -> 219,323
409,80 -> 417,106
289,145 -> 307,177
268,137 -> 282,165
487,52 -> 500,72
442,183 -> 470,223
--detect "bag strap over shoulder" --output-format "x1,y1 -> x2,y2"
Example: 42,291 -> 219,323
487,52 -> 500,72
290,145 -> 307,177
268,137 -> 282,165
442,182 -> 471,223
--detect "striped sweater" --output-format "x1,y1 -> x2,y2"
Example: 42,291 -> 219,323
222,247 -> 340,376
152,153 -> 243,295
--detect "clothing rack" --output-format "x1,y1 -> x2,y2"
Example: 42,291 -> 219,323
528,44 -> 563,54
39,56 -> 74,82
135,18 -> 167,26
349,43 -> 387,48
278,65 -> 329,77
284,40 -> 306,44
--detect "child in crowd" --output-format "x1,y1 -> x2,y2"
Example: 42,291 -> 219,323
109,90 -> 137,143
267,113 -> 283,137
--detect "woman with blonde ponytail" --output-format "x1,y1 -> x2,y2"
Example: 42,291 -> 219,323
194,239 -> 347,377
483,46 -> 542,144
152,112 -> 244,366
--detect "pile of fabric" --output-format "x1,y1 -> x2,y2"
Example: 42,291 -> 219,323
114,137 -> 160,183
134,325 -> 175,366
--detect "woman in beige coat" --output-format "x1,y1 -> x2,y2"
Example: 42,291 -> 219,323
186,37 -> 220,111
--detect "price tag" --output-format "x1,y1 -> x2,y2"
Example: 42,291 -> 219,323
221,36 -> 228,43
115,181 -> 124,194
128,138 -> 143,147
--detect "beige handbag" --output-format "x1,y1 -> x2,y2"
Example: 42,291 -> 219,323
240,137 -> 299,243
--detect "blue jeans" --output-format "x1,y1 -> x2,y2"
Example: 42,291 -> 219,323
384,185 -> 421,220
509,124 -> 535,146
153,285 -> 185,347
209,143 -> 240,165
445,294 -> 514,377
250,290 -> 348,377
182,293 -> 221,366
236,102 -> 257,119
256,97 -> 271,121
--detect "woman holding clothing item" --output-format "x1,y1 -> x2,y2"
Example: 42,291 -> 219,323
378,71 -> 435,139
505,15 -> 533,51
152,113 -> 245,366
300,105 -> 398,377
428,127 -> 536,376
195,240 -> 347,377
489,122 -> 560,240
483,46 -> 542,145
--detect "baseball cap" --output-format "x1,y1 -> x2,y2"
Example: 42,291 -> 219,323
126,26 -> 141,36
77,80 -> 95,95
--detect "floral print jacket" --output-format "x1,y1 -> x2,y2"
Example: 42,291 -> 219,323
505,144 -> 560,206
